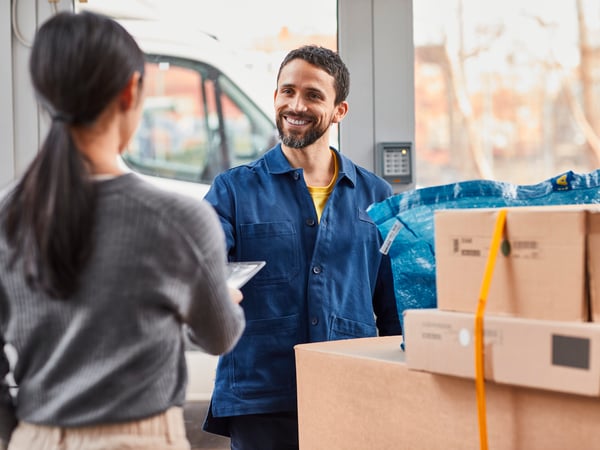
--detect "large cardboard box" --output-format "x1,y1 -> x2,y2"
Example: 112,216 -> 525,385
295,336 -> 600,450
434,206 -> 588,321
588,210 -> 600,322
403,308 -> 600,396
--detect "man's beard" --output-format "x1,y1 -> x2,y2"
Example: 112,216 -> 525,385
277,115 -> 330,149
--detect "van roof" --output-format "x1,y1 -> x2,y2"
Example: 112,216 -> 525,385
117,19 -> 276,123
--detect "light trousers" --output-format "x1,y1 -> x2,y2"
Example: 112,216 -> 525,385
7,407 -> 191,450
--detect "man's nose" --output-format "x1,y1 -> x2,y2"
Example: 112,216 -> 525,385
290,95 -> 307,112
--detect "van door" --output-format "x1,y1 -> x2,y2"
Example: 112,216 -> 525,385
122,55 -> 277,187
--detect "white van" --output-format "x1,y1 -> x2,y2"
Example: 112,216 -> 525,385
118,19 -> 278,199
116,19 -> 279,401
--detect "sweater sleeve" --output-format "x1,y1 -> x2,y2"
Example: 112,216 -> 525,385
0,346 -> 16,446
0,285 -> 16,445
180,199 -> 245,355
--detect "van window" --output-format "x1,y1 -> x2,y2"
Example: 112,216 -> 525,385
123,55 -> 277,184
219,76 -> 276,167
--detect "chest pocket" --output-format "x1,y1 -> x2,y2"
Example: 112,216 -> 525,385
239,221 -> 299,284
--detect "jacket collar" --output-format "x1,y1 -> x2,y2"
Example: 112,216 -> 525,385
264,143 -> 357,188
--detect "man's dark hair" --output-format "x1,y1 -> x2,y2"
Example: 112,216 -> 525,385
277,45 -> 350,105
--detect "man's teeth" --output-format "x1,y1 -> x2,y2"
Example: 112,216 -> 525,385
287,117 -> 308,125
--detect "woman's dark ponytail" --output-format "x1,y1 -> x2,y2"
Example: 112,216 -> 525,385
5,122 -> 95,298
2,11 -> 145,299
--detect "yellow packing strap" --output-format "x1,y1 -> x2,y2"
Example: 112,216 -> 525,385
475,208 -> 507,450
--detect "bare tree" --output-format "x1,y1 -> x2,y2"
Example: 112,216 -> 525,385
446,0 -> 504,179
575,0 -> 600,167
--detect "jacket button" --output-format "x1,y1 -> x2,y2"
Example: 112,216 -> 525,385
311,317 -> 319,325
306,218 -> 316,226
312,266 -> 322,274
293,172 -> 300,180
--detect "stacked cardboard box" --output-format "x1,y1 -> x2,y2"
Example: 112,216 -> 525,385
294,205 -> 600,449
404,308 -> 600,395
434,205 -> 590,321
588,210 -> 600,321
405,205 -> 600,395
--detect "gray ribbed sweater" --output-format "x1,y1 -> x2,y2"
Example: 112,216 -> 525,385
0,173 -> 245,442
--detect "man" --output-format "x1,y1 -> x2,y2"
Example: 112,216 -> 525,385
203,45 -> 402,450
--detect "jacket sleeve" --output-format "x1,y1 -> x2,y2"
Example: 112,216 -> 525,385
372,252 -> 402,336
204,174 -> 236,253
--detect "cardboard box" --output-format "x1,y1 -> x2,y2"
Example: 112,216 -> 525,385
588,211 -> 600,322
295,335 -> 600,450
434,206 -> 588,321
404,308 -> 600,396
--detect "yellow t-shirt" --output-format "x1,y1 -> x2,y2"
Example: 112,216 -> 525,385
307,151 -> 338,222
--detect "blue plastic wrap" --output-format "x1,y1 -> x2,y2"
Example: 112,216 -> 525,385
367,170 -> 600,331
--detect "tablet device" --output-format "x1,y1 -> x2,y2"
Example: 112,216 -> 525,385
226,261 -> 266,288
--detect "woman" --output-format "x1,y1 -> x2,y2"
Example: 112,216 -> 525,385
0,11 -> 245,450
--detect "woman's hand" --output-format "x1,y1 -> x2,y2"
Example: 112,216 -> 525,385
228,287 -> 243,304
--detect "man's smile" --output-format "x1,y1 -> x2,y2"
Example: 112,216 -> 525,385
283,113 -> 313,127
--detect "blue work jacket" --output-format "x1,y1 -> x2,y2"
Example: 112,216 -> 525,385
204,144 -> 401,419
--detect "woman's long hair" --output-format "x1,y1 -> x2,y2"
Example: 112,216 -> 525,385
3,11 -> 145,298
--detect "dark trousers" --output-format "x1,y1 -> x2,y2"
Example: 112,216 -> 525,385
228,411 -> 299,450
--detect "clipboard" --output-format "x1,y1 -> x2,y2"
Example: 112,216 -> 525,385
226,261 -> 266,288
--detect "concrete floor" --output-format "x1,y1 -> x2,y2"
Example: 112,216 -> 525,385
183,401 -> 230,450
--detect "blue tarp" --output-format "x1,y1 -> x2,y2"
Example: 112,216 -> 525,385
367,170 -> 600,331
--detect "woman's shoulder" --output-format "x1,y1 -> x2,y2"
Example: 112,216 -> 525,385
102,173 -> 219,234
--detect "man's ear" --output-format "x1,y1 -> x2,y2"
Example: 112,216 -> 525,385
332,101 -> 349,124
119,71 -> 143,111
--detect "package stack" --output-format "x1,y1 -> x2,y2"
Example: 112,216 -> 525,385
404,204 -> 600,395
295,203 -> 600,449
